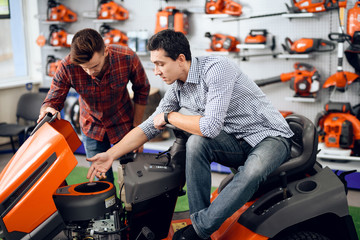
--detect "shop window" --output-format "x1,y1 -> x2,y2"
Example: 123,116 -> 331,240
0,0 -> 28,85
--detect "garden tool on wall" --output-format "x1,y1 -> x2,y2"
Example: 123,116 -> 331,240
47,0 -> 77,22
205,32 -> 240,52
205,0 -> 242,16
99,24 -> 128,46
286,0 -> 347,13
315,102 -> 360,156
254,62 -> 320,98
155,6 -> 189,35
97,0 -> 129,21
48,24 -> 72,48
244,29 -> 268,44
345,1 -> 360,75
323,7 -> 359,92
46,55 -> 62,77
282,37 -> 336,54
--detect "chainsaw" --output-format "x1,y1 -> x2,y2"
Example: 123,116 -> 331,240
155,6 -> 189,35
99,24 -> 128,46
315,102 -> 360,156
47,0 -> 77,22
48,25 -> 71,48
97,0 -> 129,21
286,0 -> 347,13
282,37 -> 336,54
205,32 -> 240,52
205,0 -> 242,16
254,62 -> 320,98
46,55 -> 62,77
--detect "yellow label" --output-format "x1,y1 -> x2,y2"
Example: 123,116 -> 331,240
172,222 -> 188,233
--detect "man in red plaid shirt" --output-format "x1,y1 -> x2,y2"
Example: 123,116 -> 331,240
38,28 -> 150,183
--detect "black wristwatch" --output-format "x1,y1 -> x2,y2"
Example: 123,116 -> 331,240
164,112 -> 170,124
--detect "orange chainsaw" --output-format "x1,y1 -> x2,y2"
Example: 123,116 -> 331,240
47,0 -> 77,22
97,0 -> 129,21
315,102 -> 360,156
205,0 -> 242,16
99,24 -> 128,46
46,55 -> 62,77
255,62 -> 320,98
205,32 -> 240,52
286,0 -> 347,13
48,24 -> 71,48
155,6 -> 189,35
282,37 -> 336,54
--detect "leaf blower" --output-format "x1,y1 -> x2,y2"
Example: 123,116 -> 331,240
282,37 -> 336,54
323,7 -> 359,91
97,0 -> 129,21
205,0 -> 242,16
46,55 -> 61,77
205,32 -> 240,52
155,6 -> 189,35
286,0 -> 347,13
254,62 -> 320,98
315,102 -> 360,156
48,24 -> 71,48
47,0 -> 77,22
99,24 -> 128,46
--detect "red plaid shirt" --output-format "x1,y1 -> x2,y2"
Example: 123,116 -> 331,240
43,45 -> 150,144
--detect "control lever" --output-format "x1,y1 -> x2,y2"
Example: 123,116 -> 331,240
30,112 -> 58,136
280,171 -> 288,199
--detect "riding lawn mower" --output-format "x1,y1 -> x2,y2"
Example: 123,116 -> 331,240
0,112 -> 357,240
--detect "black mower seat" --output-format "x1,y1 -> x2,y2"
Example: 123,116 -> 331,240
219,114 -> 318,192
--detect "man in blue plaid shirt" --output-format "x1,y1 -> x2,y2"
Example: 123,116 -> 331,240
87,29 -> 294,240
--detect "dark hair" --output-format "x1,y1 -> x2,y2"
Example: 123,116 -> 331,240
147,29 -> 191,61
70,28 -> 105,65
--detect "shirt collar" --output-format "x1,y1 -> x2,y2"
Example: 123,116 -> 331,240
185,57 -> 200,84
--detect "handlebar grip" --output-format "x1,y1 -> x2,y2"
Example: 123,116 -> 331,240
30,112 -> 58,136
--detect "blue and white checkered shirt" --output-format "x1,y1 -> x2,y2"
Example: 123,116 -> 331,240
139,56 -> 293,147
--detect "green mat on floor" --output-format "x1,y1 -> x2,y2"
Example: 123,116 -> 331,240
67,167 -> 360,238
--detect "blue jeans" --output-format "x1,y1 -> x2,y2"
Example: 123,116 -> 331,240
186,131 -> 291,239
81,132 -> 115,184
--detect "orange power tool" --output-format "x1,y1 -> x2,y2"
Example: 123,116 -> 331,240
315,102 -> 360,156
286,0 -> 347,13
99,24 -> 128,46
155,6 -> 189,35
47,0 -> 77,22
97,0 -> 129,21
255,62 -> 320,98
46,55 -> 62,77
205,0 -> 242,16
282,37 -> 335,54
48,25 -> 71,48
205,32 -> 240,52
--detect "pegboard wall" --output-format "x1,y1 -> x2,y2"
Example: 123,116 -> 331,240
37,0 -> 360,123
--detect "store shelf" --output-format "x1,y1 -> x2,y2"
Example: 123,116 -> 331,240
237,44 -> 267,49
282,12 -> 316,19
41,21 -> 67,25
285,96 -> 318,102
278,53 -> 314,59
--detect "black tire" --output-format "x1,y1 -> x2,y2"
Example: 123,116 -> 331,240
274,231 -> 330,240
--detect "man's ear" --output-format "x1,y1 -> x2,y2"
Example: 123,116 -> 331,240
177,53 -> 186,63
104,46 -> 109,57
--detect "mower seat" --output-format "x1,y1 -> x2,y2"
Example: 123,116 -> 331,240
219,114 -> 318,192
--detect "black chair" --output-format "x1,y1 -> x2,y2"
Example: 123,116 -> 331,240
0,92 -> 47,153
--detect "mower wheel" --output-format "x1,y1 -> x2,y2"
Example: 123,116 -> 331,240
274,231 -> 330,240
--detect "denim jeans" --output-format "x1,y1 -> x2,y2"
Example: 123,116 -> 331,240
81,131 -> 115,184
186,131 -> 291,239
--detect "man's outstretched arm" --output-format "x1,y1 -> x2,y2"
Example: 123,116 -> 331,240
86,126 -> 149,181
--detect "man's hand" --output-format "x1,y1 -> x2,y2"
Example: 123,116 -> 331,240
37,106 -> 61,123
87,152 -> 114,182
153,113 -> 167,130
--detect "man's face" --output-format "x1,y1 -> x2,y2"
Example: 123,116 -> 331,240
150,49 -> 183,85
79,48 -> 108,77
